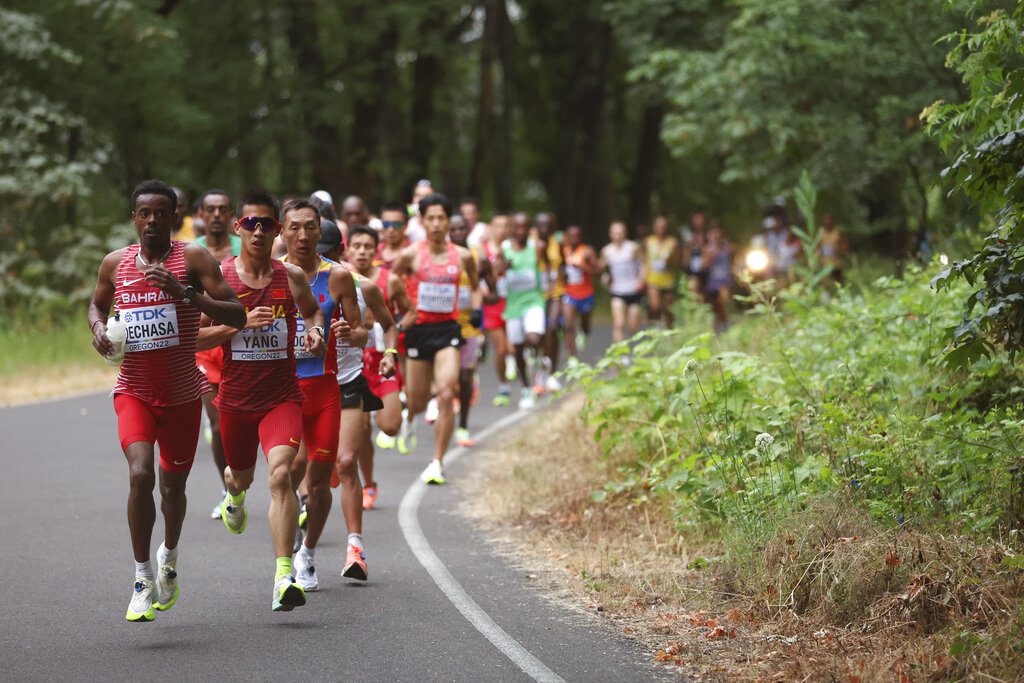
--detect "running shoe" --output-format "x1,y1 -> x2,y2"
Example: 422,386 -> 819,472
575,331 -> 588,351
362,484 -> 378,510
293,550 -> 318,592
375,431 -> 396,450
505,355 -> 518,381
221,491 -> 247,535
425,397 -> 439,424
545,374 -> 563,392
210,489 -> 225,520
342,543 -> 368,581
298,500 -> 308,531
153,559 -> 179,612
272,575 -> 307,612
293,525 -> 304,554
493,385 -> 511,407
126,578 -> 155,622
421,458 -> 446,485
518,387 -> 536,410
398,415 -> 417,454
455,427 -> 474,447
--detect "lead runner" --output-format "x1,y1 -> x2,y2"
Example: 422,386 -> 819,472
88,179 -> 246,622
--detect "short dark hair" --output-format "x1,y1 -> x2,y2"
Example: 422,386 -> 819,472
459,197 -> 479,209
130,179 -> 177,212
347,224 -> 380,248
200,188 -> 231,209
309,195 -> 337,222
418,192 -> 452,218
238,190 -> 280,220
380,202 -> 407,218
282,198 -> 322,224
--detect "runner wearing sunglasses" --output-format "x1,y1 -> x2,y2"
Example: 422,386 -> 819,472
390,193 -> 479,484
197,191 -> 329,612
375,203 -> 411,270
87,179 -> 246,622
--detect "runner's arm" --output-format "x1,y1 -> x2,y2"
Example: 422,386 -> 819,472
362,282 -> 398,377
286,262 -> 326,357
477,258 -> 499,304
184,244 -> 246,329
388,272 -> 417,330
328,266 -> 367,348
87,250 -> 123,357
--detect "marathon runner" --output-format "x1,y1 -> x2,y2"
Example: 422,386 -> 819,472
389,193 -> 479,484
644,215 -> 682,328
196,190 -> 329,612
343,225 -> 402,505
535,212 -> 562,390
277,200 -> 368,592
481,214 -> 514,406
496,213 -> 549,409
600,220 -> 645,343
88,179 -> 246,622
376,203 -> 412,269
193,188 -> 242,519
560,225 -> 598,359
449,214 -> 487,446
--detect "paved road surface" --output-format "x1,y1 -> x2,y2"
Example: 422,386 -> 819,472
0,327 -> 668,682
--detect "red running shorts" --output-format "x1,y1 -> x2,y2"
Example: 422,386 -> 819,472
219,401 -> 303,471
113,394 -> 202,474
298,375 -> 341,463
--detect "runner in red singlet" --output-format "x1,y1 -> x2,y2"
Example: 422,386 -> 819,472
375,203 -> 412,270
482,214 -> 513,405
196,190 -> 328,613
560,225 -> 599,359
88,179 -> 245,622
389,193 -> 479,485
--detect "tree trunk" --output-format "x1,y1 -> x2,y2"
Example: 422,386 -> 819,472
468,0 -> 499,200
627,103 -> 665,229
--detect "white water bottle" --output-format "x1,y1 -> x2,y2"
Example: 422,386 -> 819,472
104,314 -> 126,366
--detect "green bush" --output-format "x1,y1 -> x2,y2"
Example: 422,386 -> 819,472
565,263 -> 1024,537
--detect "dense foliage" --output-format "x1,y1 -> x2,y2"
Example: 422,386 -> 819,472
566,267 -> 1024,537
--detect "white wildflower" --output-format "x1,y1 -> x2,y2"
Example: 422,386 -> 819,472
755,432 -> 774,452
684,359 -> 699,375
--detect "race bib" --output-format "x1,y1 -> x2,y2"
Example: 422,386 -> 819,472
507,270 -> 537,292
293,316 -> 314,359
231,318 -> 288,361
417,281 -> 457,312
652,259 -> 668,273
123,303 -> 180,352
458,284 -> 472,311
610,260 -> 639,283
565,265 -> 584,286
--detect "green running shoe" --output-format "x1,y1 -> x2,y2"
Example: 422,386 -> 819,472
272,575 -> 307,612
221,490 -> 247,535
153,561 -> 179,612
126,579 -> 155,622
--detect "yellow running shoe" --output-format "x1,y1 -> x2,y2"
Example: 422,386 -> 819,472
272,575 -> 307,612
126,579 -> 155,622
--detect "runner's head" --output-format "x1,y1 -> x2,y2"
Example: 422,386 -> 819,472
130,179 -> 177,244
341,195 -> 369,227
449,213 -> 469,247
564,224 -> 583,248
345,225 -> 379,273
535,211 -> 556,238
199,189 -> 232,239
511,212 -> 531,245
235,190 -> 281,257
310,194 -> 337,222
653,215 -> 669,237
490,214 -> 509,243
318,220 -> 344,262
689,211 -> 707,232
418,192 -> 452,244
609,220 -> 627,244
281,198 -> 322,262
172,187 -> 188,230
411,179 -> 433,209
380,202 -> 407,247
459,197 -> 480,228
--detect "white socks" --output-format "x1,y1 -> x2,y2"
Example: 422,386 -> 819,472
299,543 -> 316,560
157,542 -> 177,566
348,533 -> 364,550
134,560 -> 153,581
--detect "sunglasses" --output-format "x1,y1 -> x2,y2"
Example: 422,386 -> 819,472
381,220 -> 403,229
235,215 -> 280,232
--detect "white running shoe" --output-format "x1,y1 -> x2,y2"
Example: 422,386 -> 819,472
398,414 -> 417,454
545,374 -> 563,392
505,355 -> 518,381
153,559 -> 179,612
518,388 -> 536,410
425,397 -> 439,424
375,431 -> 396,449
210,489 -> 225,520
126,578 -> 155,622
293,549 -> 319,592
421,459 -> 446,485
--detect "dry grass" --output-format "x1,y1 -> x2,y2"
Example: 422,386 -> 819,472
462,395 -> 1024,681
0,364 -> 116,406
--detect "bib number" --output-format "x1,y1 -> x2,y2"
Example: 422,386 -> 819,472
232,318 -> 288,361
507,270 -> 537,293
417,281 -> 457,313
458,284 -> 472,311
123,303 -> 180,352
565,265 -> 584,286
293,316 -> 314,359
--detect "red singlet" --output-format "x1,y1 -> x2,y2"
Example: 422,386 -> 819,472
405,241 -> 461,325
112,242 -> 209,406
216,257 -> 303,413
563,244 -> 595,300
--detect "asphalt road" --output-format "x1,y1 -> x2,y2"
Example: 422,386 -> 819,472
0,326 -> 668,682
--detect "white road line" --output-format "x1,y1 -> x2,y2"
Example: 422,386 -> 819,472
398,407 -> 566,683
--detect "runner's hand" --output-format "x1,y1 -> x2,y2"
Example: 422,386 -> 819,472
331,318 -> 354,341
92,322 -> 114,357
306,327 -> 326,357
143,264 -> 186,299
245,306 -> 274,329
379,353 -> 396,378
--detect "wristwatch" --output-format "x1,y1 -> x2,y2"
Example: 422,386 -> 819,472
182,285 -> 196,304
309,325 -> 325,340
396,323 -> 407,333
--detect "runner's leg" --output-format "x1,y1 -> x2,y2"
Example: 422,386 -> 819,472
562,298 -> 579,358
125,442 -> 157,563
662,289 -> 677,328
431,346 -> 460,462
201,389 -> 227,485
611,296 -> 627,343
627,299 -> 644,336
266,444 -> 299,559
647,286 -> 662,325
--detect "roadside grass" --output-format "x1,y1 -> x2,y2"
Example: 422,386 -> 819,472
0,312 -> 115,405
464,397 -> 1024,681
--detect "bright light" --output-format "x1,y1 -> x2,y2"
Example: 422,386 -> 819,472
746,249 -> 769,273
939,253 -> 949,266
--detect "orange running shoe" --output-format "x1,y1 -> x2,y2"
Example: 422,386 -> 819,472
362,483 -> 378,510
342,543 -> 368,581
